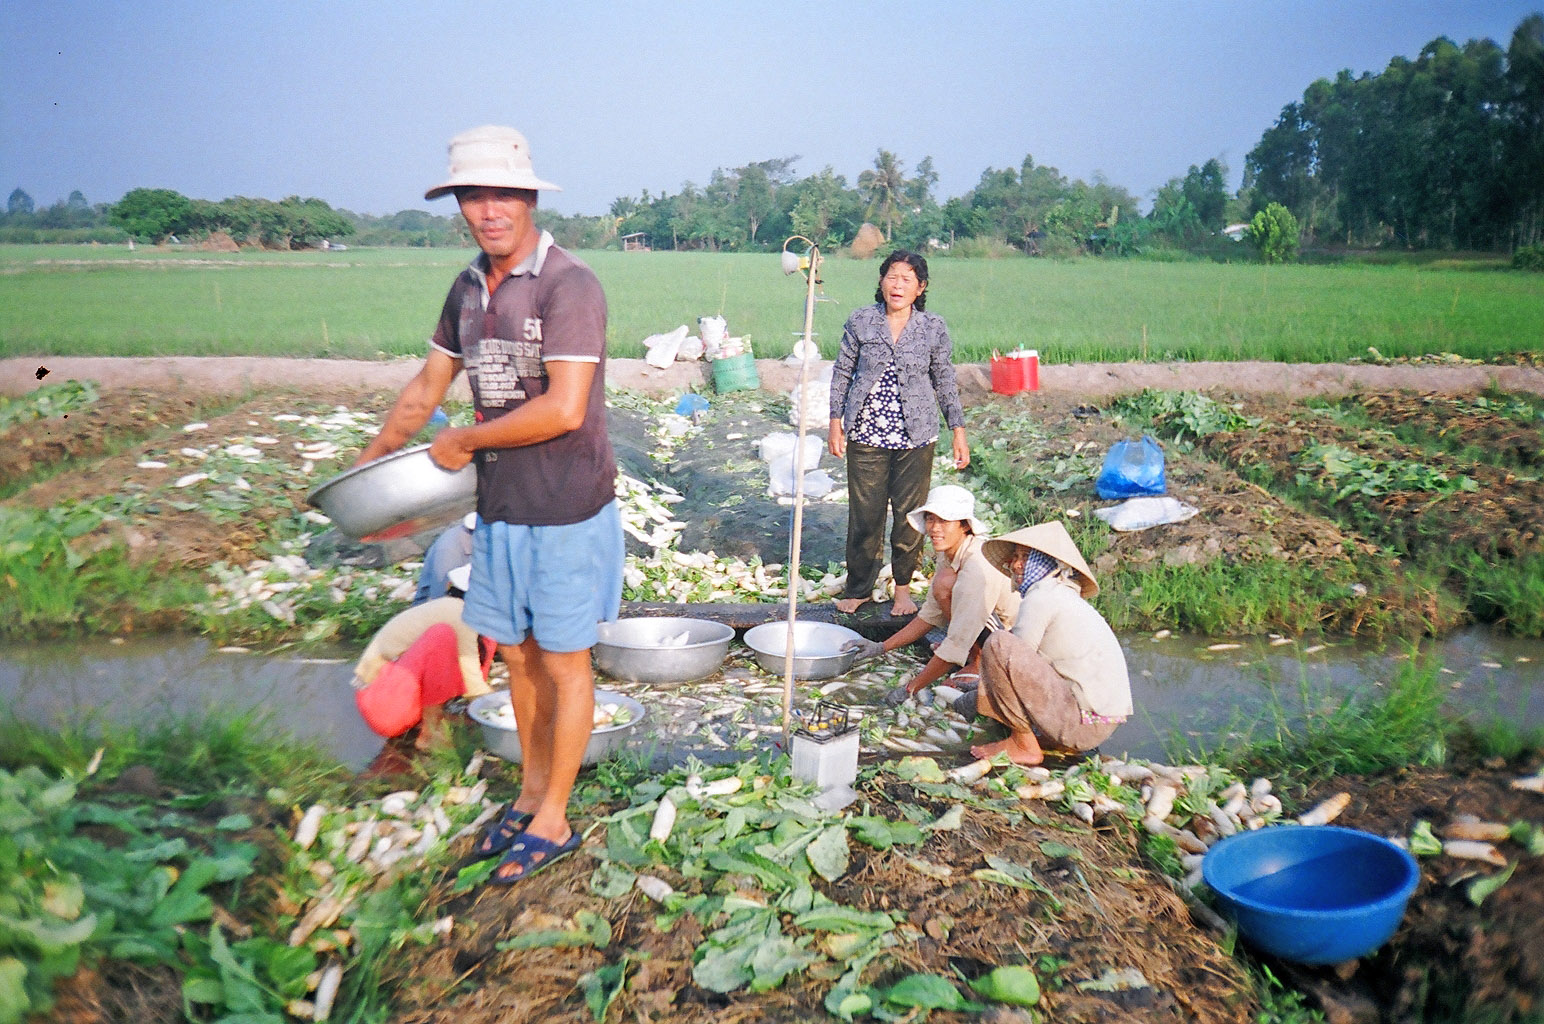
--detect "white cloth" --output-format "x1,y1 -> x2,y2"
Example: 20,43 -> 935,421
1010,575 -> 1132,718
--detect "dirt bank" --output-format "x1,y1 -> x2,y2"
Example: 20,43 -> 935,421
6,355 -> 1544,401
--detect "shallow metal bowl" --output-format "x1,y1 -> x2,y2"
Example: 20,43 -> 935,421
742,621 -> 862,680
594,617 -> 735,685
466,689 -> 647,767
305,443 -> 476,542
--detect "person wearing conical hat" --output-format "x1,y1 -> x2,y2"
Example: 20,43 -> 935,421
961,521 -> 1132,765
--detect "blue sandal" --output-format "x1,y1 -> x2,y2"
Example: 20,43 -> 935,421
491,830 -> 582,886
473,806 -> 534,860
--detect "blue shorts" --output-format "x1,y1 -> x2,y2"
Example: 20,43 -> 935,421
461,500 -> 624,653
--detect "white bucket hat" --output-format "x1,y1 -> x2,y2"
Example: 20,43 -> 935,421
905,484 -> 987,537
424,125 -> 562,200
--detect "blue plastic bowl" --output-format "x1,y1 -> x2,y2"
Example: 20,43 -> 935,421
1202,825 -> 1420,965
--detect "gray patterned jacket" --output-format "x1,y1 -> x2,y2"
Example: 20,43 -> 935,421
829,303 -> 966,447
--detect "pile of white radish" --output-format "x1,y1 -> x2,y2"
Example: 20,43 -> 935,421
280,752 -> 502,1021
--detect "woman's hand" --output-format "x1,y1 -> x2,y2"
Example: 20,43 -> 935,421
828,418 -> 846,458
951,426 -> 970,470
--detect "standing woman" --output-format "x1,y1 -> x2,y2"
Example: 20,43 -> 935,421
829,250 -> 969,616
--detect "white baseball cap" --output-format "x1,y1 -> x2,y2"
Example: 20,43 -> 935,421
424,125 -> 562,200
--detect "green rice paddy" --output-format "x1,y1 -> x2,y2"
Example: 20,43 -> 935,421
3,244 -> 1539,363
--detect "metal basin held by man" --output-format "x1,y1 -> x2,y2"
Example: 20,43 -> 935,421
305,444 -> 476,542
594,617 -> 735,685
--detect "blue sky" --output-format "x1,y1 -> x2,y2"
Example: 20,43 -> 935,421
3,1 -> 1539,217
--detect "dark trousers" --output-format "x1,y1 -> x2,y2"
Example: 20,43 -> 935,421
843,441 -> 935,599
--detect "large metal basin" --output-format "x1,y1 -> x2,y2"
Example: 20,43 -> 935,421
743,621 -> 862,680
305,444 -> 476,542
594,617 -> 734,685
466,688 -> 646,767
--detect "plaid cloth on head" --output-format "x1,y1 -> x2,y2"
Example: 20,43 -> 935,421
1016,549 -> 1061,596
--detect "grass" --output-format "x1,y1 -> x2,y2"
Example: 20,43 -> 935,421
1168,647 -> 1451,789
4,244 -> 1542,363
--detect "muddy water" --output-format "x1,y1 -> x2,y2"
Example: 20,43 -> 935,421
2,629 -> 1539,772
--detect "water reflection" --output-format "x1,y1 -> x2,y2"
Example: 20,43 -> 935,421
1,637 -> 384,771
1,628 -> 1538,771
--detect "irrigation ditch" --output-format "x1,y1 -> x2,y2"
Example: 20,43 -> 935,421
1,358 -> 1542,1023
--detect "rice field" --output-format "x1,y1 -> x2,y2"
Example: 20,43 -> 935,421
2,243 -> 1540,363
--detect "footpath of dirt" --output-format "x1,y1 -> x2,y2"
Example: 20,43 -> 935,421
5,355 -> 1544,402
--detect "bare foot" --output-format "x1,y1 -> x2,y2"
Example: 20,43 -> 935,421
890,592 -> 918,617
970,734 -> 1045,766
834,597 -> 868,614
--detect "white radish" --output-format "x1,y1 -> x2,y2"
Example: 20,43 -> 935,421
1145,783 -> 1179,823
1091,794 -> 1126,818
312,962 -> 343,1020
1071,801 -> 1094,824
1298,792 -> 1351,826
1110,764 -> 1154,784
701,777 -> 743,797
1443,840 -> 1507,866
1016,780 -> 1065,802
635,875 -> 675,903
1173,829 -> 1208,854
948,759 -> 993,785
1249,777 -> 1272,799
1208,804 -> 1238,838
649,797 -> 677,842
294,805 -> 326,849
1510,774 -> 1544,794
1251,794 -> 1283,816
1442,821 -> 1510,842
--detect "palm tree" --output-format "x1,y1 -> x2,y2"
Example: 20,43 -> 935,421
858,149 -> 906,241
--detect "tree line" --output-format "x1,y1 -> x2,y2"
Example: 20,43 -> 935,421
5,14 -> 1538,258
1247,13 -> 1544,249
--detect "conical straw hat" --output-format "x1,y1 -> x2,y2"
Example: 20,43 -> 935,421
982,521 -> 1098,599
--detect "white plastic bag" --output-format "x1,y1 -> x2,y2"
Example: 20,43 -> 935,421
787,363 -> 833,431
801,469 -> 835,498
759,432 -> 823,467
643,325 -> 689,369
768,456 -> 834,498
677,335 -> 704,361
1092,496 -> 1200,532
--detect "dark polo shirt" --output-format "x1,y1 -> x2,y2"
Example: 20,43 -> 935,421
430,232 -> 615,526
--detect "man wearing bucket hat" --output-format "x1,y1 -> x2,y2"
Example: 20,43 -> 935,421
840,484 -> 1019,707
353,125 -> 622,885
965,521 -> 1132,765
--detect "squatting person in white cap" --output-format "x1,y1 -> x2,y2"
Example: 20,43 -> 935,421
353,126 -> 622,885
968,521 -> 1132,765
841,484 -> 1019,707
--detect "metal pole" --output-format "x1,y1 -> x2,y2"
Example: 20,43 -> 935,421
781,243 -> 820,743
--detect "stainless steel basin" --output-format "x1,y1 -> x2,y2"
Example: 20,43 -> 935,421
742,621 -> 862,680
594,617 -> 735,685
305,443 -> 476,542
467,688 -> 646,766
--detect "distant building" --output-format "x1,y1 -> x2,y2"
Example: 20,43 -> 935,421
621,232 -> 650,252
1222,223 -> 1249,241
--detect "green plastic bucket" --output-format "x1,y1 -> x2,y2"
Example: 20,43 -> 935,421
712,352 -> 759,393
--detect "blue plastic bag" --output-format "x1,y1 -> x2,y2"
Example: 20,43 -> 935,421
674,393 -> 710,417
1095,435 -> 1166,499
